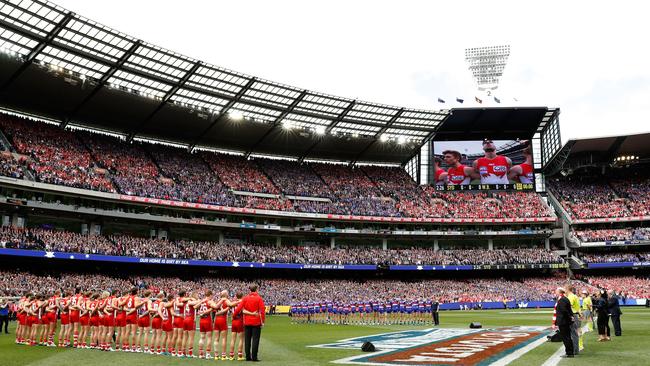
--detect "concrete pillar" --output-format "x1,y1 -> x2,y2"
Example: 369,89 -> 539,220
81,223 -> 89,235
488,239 -> 494,250
2,215 -> 10,227
330,237 -> 336,249
434,239 -> 439,251
11,214 -> 24,228
275,236 -> 282,247
218,232 -> 225,245
89,222 -> 102,236
545,238 -> 550,250
382,238 -> 388,250
157,229 -> 168,240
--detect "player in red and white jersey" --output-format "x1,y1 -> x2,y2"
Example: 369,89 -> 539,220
473,139 -> 512,185
433,157 -> 447,185
115,290 -> 129,351
27,294 -> 44,346
123,288 -> 139,352
44,290 -> 60,346
149,292 -> 165,355
508,144 -> 534,184
159,294 -> 174,355
88,294 -> 101,349
181,292 -> 200,357
228,292 -> 245,361
96,292 -> 107,350
195,290 -> 218,359
15,293 -> 28,344
170,290 -> 187,356
68,287 -> 83,347
212,290 -> 233,360
443,150 -> 474,185
100,290 -> 116,351
78,291 -> 92,348
20,294 -> 34,344
57,291 -> 72,347
135,290 -> 153,353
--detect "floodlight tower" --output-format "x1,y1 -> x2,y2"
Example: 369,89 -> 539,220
464,45 -> 510,97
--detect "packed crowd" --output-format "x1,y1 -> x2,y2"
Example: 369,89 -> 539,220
549,173 -> 650,220
0,270 -> 588,306
311,162 -> 401,217
584,275 -> 650,299
0,152 -> 26,179
0,114 -> 555,219
424,190 -> 554,219
573,227 -> 650,242
5,270 -> 645,307
258,159 -> 333,199
579,252 -> 650,264
610,178 -> 650,216
0,226 -> 563,266
202,152 -> 278,195
0,116 -> 114,192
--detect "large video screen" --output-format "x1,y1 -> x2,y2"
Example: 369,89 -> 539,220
432,138 -> 534,190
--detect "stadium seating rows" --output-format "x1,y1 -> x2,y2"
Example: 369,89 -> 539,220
0,114 -> 554,219
549,174 -> 650,220
1,270 -> 647,305
573,227 -> 650,242
579,252 -> 650,263
0,226 -> 562,266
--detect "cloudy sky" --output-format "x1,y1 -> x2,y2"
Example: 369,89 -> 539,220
56,0 -> 650,143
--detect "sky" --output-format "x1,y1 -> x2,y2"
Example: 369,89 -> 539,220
55,0 -> 650,144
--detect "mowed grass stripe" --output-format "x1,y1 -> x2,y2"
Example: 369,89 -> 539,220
1,308 -> 648,365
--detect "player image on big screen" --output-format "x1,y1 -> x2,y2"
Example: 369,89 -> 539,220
431,138 -> 535,191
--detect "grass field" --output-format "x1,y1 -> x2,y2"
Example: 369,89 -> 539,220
2,308 -> 649,365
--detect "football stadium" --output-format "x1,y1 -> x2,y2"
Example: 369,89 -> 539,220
0,1 -> 649,365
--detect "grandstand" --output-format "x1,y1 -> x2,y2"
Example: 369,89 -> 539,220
0,0 -> 649,365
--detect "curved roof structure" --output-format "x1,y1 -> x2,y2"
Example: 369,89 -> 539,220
0,0 -> 557,165
0,0 -> 448,161
544,132 -> 650,176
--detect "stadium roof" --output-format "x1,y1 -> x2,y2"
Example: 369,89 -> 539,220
545,132 -> 650,176
0,0 -> 556,164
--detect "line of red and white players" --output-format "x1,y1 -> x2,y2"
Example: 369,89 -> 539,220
14,287 -> 246,360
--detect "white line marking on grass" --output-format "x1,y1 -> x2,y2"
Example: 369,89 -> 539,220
490,335 -> 550,366
540,346 -> 565,366
498,311 -> 555,314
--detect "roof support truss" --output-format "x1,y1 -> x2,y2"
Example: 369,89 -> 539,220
188,77 -> 257,151
244,89 -> 307,158
350,108 -> 404,166
298,100 -> 356,162
126,60 -> 202,142
61,40 -> 142,128
0,11 -> 74,93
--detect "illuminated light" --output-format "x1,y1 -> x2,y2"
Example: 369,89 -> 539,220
315,126 -> 326,135
380,134 -> 389,142
352,133 -> 359,138
397,136 -> 406,145
282,120 -> 294,130
228,111 -> 244,121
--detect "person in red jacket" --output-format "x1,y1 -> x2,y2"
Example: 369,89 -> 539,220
233,284 -> 265,362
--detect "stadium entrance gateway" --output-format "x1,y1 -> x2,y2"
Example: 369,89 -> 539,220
310,326 -> 549,366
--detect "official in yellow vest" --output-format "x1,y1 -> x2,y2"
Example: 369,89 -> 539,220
566,285 -> 582,355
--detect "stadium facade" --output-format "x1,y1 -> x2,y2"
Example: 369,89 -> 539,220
0,0 -> 648,311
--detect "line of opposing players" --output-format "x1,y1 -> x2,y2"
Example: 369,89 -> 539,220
290,299 -> 440,326
433,139 -> 534,185
14,287 -> 247,360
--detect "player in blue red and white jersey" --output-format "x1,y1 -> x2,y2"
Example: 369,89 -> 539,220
364,302 -> 372,325
404,301 -> 413,324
